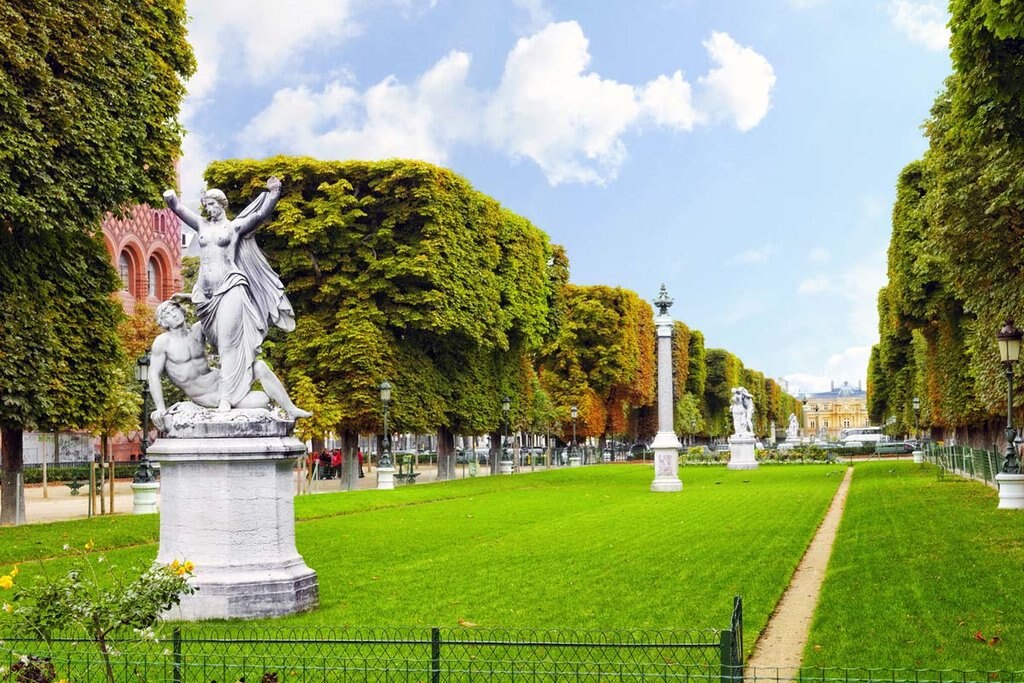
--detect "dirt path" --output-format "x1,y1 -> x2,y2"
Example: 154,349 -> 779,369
745,466 -> 854,680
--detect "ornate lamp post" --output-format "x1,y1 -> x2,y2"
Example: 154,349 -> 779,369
912,396 -> 920,442
501,396 -> 512,473
379,381 -> 393,469
134,353 -> 151,459
570,405 -> 579,466
997,322 -> 1022,474
995,321 -> 1024,509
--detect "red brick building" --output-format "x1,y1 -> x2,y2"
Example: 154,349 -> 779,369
102,203 -> 183,312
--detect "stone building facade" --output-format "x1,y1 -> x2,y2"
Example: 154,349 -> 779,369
802,381 -> 869,440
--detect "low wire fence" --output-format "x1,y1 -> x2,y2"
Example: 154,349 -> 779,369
745,666 -> 1024,683
1,599 -> 744,683
924,443 -> 1002,488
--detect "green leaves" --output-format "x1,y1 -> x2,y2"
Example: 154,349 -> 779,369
207,158 -> 562,437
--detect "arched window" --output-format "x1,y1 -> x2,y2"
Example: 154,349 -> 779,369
147,258 -> 159,298
119,252 -> 131,291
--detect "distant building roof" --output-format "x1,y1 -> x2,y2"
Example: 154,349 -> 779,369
807,381 -> 865,399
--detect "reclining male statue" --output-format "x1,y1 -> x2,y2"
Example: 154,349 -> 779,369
148,298 -> 311,431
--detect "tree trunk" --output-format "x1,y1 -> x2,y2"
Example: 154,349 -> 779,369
489,430 -> 501,475
340,430 -> 360,491
436,426 -> 456,481
0,428 -> 26,525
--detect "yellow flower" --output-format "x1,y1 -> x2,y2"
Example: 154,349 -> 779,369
2,603 -> 12,613
84,539 -> 94,551
182,561 -> 195,573
169,560 -> 181,571
9,566 -> 18,578
0,575 -> 12,590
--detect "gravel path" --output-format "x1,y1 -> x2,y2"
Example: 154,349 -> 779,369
745,466 -> 854,681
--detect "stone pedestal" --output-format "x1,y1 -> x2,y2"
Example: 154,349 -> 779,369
912,449 -> 924,464
997,472 -> 1024,510
727,435 -> 758,470
130,482 -> 159,514
500,460 -> 514,475
650,431 -> 683,492
568,456 -> 581,467
148,405 -> 318,620
377,466 -> 396,490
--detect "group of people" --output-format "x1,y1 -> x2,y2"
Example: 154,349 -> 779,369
306,449 -> 364,480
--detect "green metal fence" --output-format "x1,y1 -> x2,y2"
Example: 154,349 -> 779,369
1,601 -> 743,683
924,443 -> 1002,487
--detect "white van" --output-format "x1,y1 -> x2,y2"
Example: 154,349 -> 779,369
839,427 -> 886,445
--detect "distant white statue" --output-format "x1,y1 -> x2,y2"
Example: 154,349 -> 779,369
786,413 -> 799,439
730,387 -> 754,436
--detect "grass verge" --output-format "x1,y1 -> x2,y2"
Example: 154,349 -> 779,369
804,461 -> 1024,671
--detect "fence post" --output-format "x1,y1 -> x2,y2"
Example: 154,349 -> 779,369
173,626 -> 182,683
719,629 -> 735,683
431,627 -> 441,683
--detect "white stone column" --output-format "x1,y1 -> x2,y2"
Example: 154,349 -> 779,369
651,286 -> 682,492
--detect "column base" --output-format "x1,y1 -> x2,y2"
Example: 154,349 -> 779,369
650,432 -> 682,492
912,450 -> 924,464
500,460 -> 514,475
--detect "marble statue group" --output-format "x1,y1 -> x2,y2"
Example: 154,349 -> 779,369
153,177 -> 310,428
729,387 -> 754,436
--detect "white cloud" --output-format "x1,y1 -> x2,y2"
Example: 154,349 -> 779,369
238,51 -> 478,164
235,21 -> 775,186
485,22 -> 641,185
727,244 -> 776,265
798,275 -> 831,295
698,32 -> 776,132
783,347 -> 872,396
889,0 -> 950,51
640,71 -> 701,130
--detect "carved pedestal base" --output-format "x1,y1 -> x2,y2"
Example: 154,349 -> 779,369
997,472 -> 1024,510
130,482 -> 159,514
148,405 -> 318,620
377,466 -> 396,490
727,435 -> 758,470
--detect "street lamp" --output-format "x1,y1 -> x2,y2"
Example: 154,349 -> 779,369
501,395 -> 511,468
997,321 -> 1022,474
570,405 -> 578,462
380,380 -> 393,468
134,353 -> 151,459
912,396 -> 921,442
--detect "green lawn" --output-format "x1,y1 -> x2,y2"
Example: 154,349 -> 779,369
804,461 -> 1024,671
1,464 -> 845,655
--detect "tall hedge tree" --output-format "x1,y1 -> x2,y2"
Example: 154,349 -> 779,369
205,158 -> 563,479
0,0 -> 193,524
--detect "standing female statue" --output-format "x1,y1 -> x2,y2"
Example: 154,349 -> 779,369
163,177 -> 307,416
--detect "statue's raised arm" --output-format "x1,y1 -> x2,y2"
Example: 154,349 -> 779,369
162,189 -> 201,231
234,176 -> 282,238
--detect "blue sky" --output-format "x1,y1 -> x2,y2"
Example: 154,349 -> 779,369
177,0 -> 952,394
